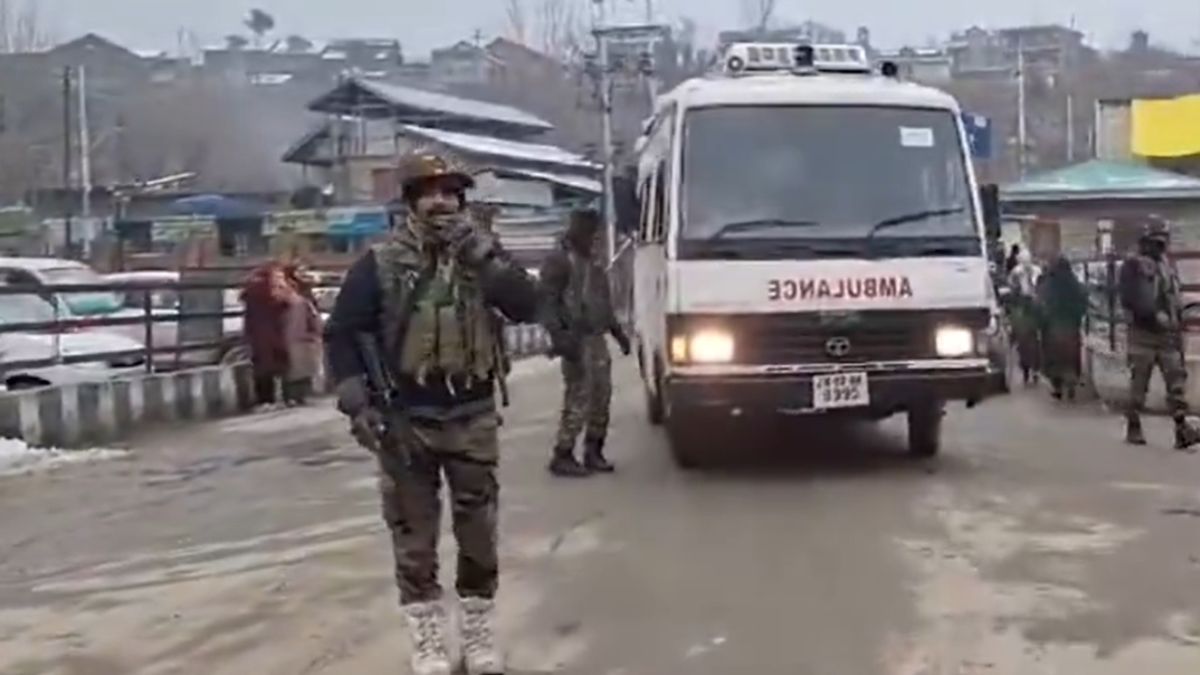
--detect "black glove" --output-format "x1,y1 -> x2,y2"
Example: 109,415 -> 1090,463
611,324 -> 632,356
443,220 -> 500,269
349,408 -> 386,453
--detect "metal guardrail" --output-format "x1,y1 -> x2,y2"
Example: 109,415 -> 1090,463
0,280 -> 343,377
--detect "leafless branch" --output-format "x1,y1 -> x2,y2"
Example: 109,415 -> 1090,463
740,0 -> 777,33
505,0 -> 528,45
0,0 -> 52,53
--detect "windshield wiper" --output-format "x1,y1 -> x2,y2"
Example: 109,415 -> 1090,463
862,206 -> 968,251
866,206 -> 967,237
706,218 -> 820,241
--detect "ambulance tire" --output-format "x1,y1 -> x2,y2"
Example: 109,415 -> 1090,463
645,359 -> 665,426
907,400 -> 944,458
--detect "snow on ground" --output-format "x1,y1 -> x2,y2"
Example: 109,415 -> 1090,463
0,438 -> 129,478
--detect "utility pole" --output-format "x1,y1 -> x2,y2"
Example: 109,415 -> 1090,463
597,31 -> 617,265
78,65 -> 92,220
1016,40 -> 1027,179
61,67 -> 74,258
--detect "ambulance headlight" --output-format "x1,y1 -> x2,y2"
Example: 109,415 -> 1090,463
935,326 -> 974,358
672,329 -> 735,364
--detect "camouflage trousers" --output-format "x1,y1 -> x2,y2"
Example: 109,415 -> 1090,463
1128,329 -> 1189,418
375,410 -> 500,605
556,333 -> 612,448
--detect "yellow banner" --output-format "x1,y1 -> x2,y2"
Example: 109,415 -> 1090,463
1132,94 -> 1200,158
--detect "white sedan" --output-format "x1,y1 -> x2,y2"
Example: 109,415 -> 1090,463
0,294 -> 146,390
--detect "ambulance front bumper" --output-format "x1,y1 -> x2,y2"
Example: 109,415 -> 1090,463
666,358 -> 1000,418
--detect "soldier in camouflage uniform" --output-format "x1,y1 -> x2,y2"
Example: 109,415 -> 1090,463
1118,220 -> 1199,452
540,209 -> 632,477
325,149 -> 539,675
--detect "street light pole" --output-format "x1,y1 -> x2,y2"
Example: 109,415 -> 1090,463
61,67 -> 74,258
598,31 -> 617,265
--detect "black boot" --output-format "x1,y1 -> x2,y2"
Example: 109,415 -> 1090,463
1126,414 -> 1147,446
1174,418 -> 1199,453
583,437 -> 615,473
548,444 -> 590,478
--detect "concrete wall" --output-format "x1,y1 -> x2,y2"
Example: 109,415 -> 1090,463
0,363 -> 257,449
0,324 -> 552,449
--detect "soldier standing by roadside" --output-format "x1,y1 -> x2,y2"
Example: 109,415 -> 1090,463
324,149 -> 539,675
540,208 -> 632,477
1118,219 -> 1199,451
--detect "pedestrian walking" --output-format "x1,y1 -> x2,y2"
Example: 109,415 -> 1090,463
240,262 -> 292,407
279,264 -> 323,405
1036,255 -> 1088,400
1007,250 -> 1042,385
540,208 -> 631,477
1118,219 -> 1199,451
324,148 -> 538,675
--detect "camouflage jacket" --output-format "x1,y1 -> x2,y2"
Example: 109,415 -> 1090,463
539,237 -> 617,339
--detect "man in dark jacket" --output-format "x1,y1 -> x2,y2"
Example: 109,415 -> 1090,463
324,149 -> 538,675
540,209 -> 631,477
1118,220 -> 1198,451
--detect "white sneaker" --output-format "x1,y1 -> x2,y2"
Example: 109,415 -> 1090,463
459,597 -> 505,675
402,601 -> 453,675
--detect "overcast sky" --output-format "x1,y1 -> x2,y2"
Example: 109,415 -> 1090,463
36,0 -> 1200,57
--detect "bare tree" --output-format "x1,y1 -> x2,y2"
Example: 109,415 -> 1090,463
505,0 -> 528,45
244,9 -> 275,48
0,0 -> 52,53
740,0 -> 777,33
537,0 -> 586,61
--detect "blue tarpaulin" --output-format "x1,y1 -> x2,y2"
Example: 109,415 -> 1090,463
961,113 -> 993,159
166,194 -> 267,218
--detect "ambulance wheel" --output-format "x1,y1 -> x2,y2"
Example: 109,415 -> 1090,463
907,400 -> 944,458
645,359 -> 665,426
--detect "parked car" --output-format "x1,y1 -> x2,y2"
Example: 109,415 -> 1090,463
103,270 -> 246,368
0,293 -> 145,390
0,257 -> 127,317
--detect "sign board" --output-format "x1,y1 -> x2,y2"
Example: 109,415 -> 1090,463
151,215 -> 216,243
961,113 -> 993,159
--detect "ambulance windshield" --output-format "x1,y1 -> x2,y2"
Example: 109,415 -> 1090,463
680,105 -> 977,254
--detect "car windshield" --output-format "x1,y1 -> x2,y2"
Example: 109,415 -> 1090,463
0,294 -> 57,326
40,267 -> 123,316
681,105 -> 976,242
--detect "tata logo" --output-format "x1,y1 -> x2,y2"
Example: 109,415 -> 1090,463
768,276 -> 915,302
825,336 -> 852,358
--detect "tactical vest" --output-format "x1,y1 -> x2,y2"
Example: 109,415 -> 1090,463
373,225 -> 498,388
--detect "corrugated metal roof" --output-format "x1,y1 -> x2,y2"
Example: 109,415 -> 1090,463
309,77 -> 553,134
500,167 -> 602,194
1003,160 -> 1200,203
401,125 -> 596,171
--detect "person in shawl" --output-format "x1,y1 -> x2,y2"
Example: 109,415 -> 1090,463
1036,255 -> 1089,400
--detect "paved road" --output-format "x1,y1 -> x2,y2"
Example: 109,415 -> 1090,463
2,357 -> 1200,674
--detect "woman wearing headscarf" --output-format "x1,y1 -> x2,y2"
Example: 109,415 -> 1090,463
1006,249 -> 1042,385
1036,255 -> 1089,400
279,263 -> 323,405
241,262 -> 291,406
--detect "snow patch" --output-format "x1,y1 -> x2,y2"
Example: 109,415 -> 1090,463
0,437 -> 129,478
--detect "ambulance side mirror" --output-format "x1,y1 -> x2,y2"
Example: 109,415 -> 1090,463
978,184 -> 1001,241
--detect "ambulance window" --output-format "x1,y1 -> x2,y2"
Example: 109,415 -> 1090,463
748,47 -> 760,63
651,160 -> 668,242
638,177 -> 653,243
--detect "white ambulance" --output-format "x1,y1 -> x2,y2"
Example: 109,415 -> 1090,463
632,43 -> 1005,467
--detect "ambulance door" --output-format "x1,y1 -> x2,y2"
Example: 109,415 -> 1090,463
634,157 -> 670,397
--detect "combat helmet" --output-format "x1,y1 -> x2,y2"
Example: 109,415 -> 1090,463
397,147 -> 476,201
1141,217 -> 1171,243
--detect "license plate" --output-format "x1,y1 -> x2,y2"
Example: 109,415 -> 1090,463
812,372 -> 870,409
